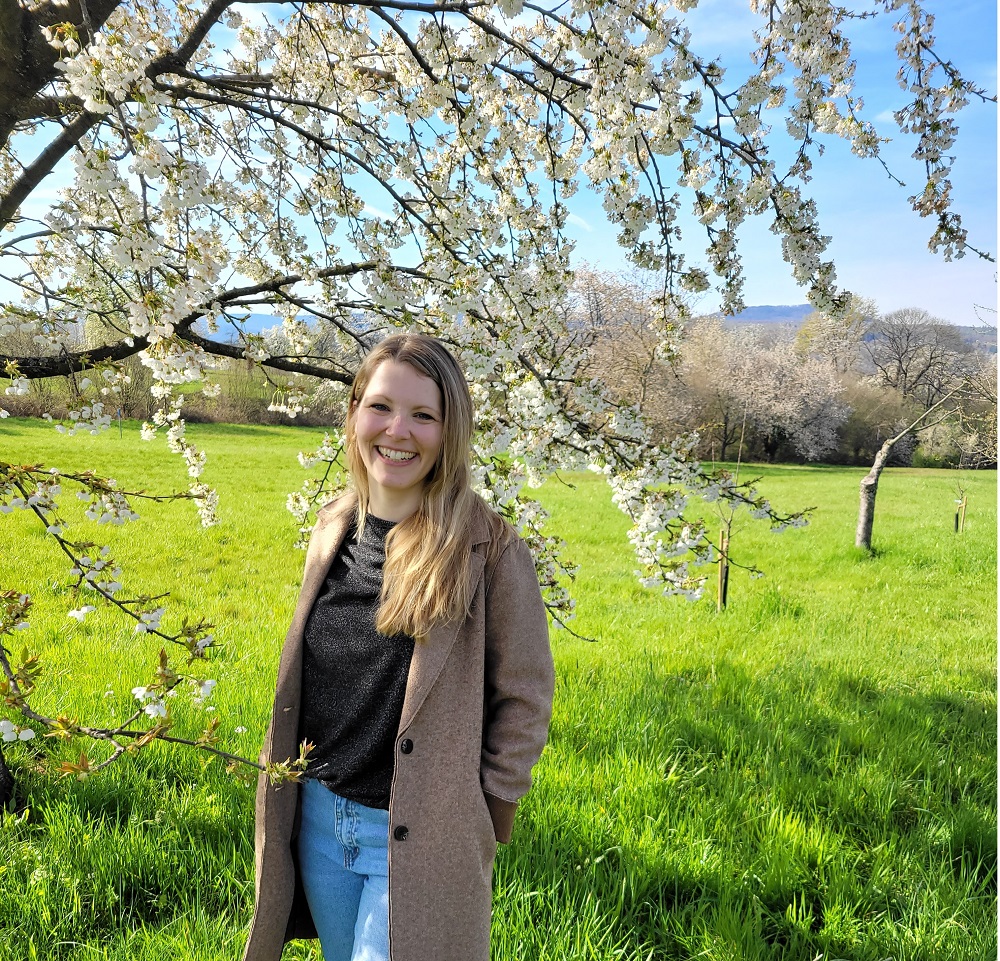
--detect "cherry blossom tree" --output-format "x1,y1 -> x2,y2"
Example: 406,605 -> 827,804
667,318 -> 847,462
795,295 -> 878,376
0,0 -> 994,796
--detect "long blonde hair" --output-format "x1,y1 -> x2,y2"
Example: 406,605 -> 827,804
344,334 -> 509,637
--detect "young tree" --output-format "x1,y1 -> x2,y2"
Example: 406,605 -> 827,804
855,381 -> 970,550
0,1 -> 994,791
852,310 -> 994,549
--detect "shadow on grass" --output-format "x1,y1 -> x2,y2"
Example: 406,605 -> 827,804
515,658 -> 996,959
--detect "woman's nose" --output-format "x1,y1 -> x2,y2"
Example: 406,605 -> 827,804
385,413 -> 409,437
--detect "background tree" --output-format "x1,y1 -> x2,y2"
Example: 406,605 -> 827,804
614,317 -> 848,463
795,295 -> 878,376
571,268 -> 687,439
956,351 -> 998,468
862,307 -> 972,408
834,378 -> 921,466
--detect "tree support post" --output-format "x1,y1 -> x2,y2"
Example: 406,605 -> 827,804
955,495 -> 968,533
717,529 -> 730,612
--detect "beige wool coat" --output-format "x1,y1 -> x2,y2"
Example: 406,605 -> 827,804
242,496 -> 555,961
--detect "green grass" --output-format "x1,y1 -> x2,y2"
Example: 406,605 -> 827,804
1,418 -> 996,960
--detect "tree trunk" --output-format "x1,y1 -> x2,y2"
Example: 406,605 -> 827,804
855,384 -> 967,551
856,436 -> 896,549
0,741 -> 14,810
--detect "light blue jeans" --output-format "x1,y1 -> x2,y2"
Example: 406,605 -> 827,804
297,777 -> 390,961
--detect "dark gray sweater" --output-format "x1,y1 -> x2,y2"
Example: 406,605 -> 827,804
300,514 -> 415,809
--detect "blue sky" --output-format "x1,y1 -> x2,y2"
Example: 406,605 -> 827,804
561,0 -> 998,325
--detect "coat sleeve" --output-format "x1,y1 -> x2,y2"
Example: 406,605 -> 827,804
480,534 -> 555,843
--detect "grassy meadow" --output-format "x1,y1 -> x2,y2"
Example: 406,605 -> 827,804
0,417 -> 996,961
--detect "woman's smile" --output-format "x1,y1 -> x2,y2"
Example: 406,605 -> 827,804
376,446 -> 417,462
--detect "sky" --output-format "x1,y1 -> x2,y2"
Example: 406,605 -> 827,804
560,0 -> 998,326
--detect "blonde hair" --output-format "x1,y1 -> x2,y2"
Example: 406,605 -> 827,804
344,334 -> 510,637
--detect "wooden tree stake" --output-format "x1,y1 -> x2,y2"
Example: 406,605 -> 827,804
717,529 -> 730,612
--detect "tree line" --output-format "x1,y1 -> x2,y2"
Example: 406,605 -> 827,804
572,271 -> 997,470
4,276 -> 995,475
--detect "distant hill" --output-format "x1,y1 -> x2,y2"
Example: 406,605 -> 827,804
718,304 -> 813,325
212,308 -> 821,337
956,325 -> 997,354
196,306 -> 995,354
192,313 -> 284,342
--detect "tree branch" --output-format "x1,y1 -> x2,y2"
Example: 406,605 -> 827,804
0,109 -> 103,228
1,261 -> 387,378
0,0 -> 122,143
3,335 -> 152,378
177,328 -> 354,384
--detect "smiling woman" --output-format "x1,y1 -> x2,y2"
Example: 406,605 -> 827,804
244,333 -> 555,961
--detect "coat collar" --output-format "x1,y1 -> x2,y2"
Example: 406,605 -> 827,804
307,493 -> 489,733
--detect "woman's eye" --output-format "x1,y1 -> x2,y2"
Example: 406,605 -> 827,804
415,412 -> 435,421
370,402 -> 390,412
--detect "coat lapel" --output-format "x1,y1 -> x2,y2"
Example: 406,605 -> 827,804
295,499 -> 355,621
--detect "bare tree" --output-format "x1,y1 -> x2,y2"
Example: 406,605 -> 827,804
956,353 -> 998,467
862,308 -> 971,408
571,268 -> 687,437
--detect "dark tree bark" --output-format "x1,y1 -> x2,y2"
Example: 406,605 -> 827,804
0,740 -> 14,810
0,0 -> 235,231
0,0 -> 123,144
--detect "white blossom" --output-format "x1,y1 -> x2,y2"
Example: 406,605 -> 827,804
0,719 -> 35,742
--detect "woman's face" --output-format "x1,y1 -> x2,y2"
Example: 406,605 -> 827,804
352,359 -> 444,521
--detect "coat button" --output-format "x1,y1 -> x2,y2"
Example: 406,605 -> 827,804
400,738 -> 413,755
393,825 -> 409,841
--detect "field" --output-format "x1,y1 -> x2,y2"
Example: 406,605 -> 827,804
0,418 -> 996,961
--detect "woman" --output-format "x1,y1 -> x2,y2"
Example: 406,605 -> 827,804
243,334 -> 555,961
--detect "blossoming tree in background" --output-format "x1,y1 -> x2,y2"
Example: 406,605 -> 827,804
0,0 -> 994,795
